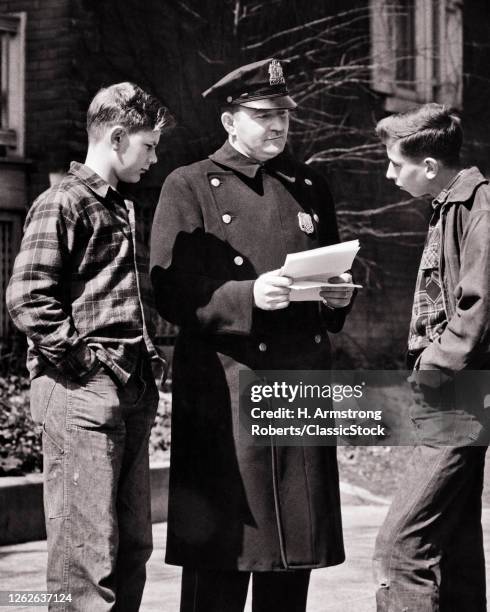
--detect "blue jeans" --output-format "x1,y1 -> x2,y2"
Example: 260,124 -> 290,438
30,359 -> 159,611
373,444 -> 487,612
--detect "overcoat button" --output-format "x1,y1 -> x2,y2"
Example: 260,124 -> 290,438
304,178 -> 313,186
234,256 -> 244,266
259,342 -> 267,352
313,213 -> 319,222
222,214 -> 232,224
210,178 -> 221,187
226,96 -> 233,103
314,334 -> 322,344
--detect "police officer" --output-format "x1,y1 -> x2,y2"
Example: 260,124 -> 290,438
150,58 -> 355,612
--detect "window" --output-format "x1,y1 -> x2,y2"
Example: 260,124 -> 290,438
0,13 -> 25,157
370,0 -> 462,111
0,213 -> 21,338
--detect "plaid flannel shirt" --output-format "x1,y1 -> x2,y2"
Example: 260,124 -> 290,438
6,162 -> 165,383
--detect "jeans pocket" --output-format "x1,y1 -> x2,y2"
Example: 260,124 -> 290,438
30,371 -> 58,424
67,370 -> 122,430
42,427 -> 66,519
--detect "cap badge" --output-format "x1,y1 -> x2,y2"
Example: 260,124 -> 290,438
298,212 -> 314,234
269,60 -> 285,86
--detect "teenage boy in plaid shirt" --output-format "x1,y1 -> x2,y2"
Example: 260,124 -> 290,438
6,82 -> 170,611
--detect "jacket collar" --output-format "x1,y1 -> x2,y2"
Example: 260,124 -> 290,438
209,140 -> 296,182
433,166 -> 488,208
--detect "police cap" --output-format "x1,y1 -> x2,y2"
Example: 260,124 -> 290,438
202,58 -> 297,110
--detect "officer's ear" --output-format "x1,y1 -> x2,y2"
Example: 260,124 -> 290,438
221,110 -> 237,136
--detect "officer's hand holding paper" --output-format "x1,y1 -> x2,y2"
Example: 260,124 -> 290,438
280,239 -> 362,303
253,269 -> 292,311
319,272 -> 356,308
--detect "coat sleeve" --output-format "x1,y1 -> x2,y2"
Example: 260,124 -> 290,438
150,168 -> 255,335
418,202 -> 490,377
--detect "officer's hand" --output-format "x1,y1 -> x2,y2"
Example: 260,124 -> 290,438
319,273 -> 355,309
253,269 -> 292,311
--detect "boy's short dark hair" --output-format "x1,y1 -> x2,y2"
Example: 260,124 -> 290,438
87,82 -> 170,141
375,103 -> 462,166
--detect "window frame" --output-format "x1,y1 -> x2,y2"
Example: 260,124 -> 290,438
0,12 -> 26,157
0,211 -> 22,338
370,0 -> 463,111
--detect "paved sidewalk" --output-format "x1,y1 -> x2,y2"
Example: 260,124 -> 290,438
143,504 -> 389,612
2,504 -> 490,611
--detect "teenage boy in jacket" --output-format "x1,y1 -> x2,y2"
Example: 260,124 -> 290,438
373,103 -> 490,612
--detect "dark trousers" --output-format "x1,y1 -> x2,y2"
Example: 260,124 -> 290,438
180,568 -> 311,612
373,445 -> 487,611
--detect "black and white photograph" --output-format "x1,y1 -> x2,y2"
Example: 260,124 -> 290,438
0,1 -> 489,611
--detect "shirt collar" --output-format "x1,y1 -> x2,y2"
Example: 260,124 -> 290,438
432,166 -> 488,209
208,140 -> 296,182
69,161 -> 114,199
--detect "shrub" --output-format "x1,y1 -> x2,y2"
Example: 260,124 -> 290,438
149,392 -> 172,462
0,374 -> 42,475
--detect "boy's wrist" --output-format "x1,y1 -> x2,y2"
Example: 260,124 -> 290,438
61,342 -> 99,380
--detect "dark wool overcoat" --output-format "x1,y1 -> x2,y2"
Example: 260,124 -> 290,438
150,141 -> 348,571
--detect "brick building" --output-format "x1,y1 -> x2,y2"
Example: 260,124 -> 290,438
1,0 -> 489,365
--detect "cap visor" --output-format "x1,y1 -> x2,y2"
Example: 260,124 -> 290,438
239,95 -> 297,110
